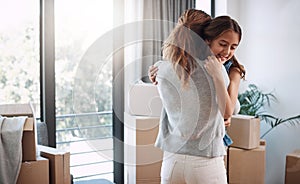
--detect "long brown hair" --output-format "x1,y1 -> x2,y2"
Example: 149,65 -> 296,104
203,16 -> 246,79
162,9 -> 212,86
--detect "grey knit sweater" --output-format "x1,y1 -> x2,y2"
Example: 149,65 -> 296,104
154,60 -> 226,157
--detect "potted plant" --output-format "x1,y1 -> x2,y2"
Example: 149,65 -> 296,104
238,84 -> 300,138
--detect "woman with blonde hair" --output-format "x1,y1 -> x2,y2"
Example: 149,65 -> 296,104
153,9 -> 244,183
150,11 -> 245,145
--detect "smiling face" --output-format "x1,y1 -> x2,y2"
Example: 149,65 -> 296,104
206,30 -> 240,64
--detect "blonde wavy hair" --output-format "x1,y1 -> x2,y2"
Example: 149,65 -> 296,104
162,9 -> 211,87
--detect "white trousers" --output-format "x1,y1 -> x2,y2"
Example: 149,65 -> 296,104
160,151 -> 227,184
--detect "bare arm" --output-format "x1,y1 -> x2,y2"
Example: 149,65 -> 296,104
225,67 -> 241,118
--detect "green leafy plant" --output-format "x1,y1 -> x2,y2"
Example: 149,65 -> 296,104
238,84 -> 300,138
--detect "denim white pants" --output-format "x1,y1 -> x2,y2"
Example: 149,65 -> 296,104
160,151 -> 227,184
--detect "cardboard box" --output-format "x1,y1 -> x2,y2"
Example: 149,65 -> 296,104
124,113 -> 163,184
227,114 -> 260,149
38,145 -> 71,184
22,117 -> 37,161
0,103 -> 37,161
17,156 -> 49,184
128,82 -> 162,117
228,140 -> 266,184
285,149 -> 300,184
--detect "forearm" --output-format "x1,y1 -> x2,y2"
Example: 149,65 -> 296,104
212,76 -> 240,119
224,69 -> 241,118
204,56 -> 239,118
224,97 -> 235,119
212,75 -> 229,117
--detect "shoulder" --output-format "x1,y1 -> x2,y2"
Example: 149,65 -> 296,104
155,60 -> 172,73
223,60 -> 233,73
155,60 -> 179,86
224,60 -> 242,78
154,60 -> 163,67
154,60 -> 170,67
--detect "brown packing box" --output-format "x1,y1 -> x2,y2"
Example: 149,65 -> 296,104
227,114 -> 260,149
22,118 -> 37,161
0,103 -> 37,161
17,156 -> 49,184
228,140 -> 266,184
285,149 -> 300,184
38,145 -> 71,184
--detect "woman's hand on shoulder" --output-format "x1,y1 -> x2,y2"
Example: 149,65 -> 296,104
204,56 -> 223,80
148,65 -> 158,85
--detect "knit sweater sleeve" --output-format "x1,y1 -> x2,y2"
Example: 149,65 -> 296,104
154,60 -> 226,157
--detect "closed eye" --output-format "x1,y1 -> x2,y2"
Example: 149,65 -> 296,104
231,45 -> 238,50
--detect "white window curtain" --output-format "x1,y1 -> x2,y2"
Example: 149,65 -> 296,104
141,0 -> 195,82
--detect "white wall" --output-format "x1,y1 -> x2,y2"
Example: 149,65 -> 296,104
227,0 -> 300,183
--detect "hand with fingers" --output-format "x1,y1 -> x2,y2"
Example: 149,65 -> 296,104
204,55 -> 224,80
148,65 -> 159,85
224,118 -> 231,128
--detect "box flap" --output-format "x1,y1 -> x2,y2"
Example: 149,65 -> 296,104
38,145 -> 69,155
0,103 -> 34,117
23,118 -> 34,131
232,114 -> 256,120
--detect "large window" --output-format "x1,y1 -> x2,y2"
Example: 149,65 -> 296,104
1,0 -> 116,182
55,0 -> 114,182
0,0 -> 40,115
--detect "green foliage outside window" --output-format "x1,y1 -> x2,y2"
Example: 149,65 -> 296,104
1,25 -> 113,146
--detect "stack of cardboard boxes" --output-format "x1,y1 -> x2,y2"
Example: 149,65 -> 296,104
0,104 -> 70,184
126,83 -> 163,183
127,84 -> 268,183
226,114 -> 266,184
38,145 -> 71,184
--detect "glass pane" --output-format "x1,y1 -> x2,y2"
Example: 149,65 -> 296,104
55,0 -> 114,182
0,0 -> 40,116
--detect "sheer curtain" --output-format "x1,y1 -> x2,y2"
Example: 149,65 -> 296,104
141,0 -> 195,82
